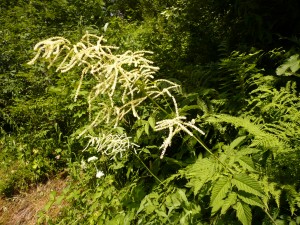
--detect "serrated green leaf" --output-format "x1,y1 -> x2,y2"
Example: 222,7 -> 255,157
232,174 -> 264,197
211,199 -> 225,215
237,156 -> 256,172
237,192 -> 264,208
187,179 -> 206,196
179,105 -> 201,113
221,192 -> 237,215
235,201 -> 252,225
210,177 -> 231,208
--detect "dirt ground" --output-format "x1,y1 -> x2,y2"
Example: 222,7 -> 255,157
0,178 -> 68,225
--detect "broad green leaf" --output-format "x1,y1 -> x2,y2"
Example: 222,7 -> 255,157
211,199 -> 225,216
234,201 -> 252,225
237,156 -> 256,172
148,116 -> 156,129
237,192 -> 264,208
171,193 -> 182,207
55,195 -> 65,205
221,192 -> 237,215
232,174 -> 264,197
210,177 -> 231,209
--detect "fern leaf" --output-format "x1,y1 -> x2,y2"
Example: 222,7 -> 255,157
234,201 -> 252,225
210,177 -> 231,215
238,147 -> 260,155
207,114 -> 285,150
283,185 -> 300,215
269,185 -> 281,208
221,192 -> 237,215
232,174 -> 264,197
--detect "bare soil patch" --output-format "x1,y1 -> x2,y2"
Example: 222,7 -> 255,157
0,178 -> 68,225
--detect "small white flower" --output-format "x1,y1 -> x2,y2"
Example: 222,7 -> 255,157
87,156 -> 98,162
96,170 -> 105,178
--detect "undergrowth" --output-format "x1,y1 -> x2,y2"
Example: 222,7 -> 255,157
22,34 -> 300,225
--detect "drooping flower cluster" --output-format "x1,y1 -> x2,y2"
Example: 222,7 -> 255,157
83,133 -> 139,159
28,33 -> 179,131
28,33 -> 205,160
154,94 -> 205,158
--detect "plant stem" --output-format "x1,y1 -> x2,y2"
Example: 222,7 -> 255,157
134,154 -> 163,185
193,135 -> 235,174
140,87 -> 169,115
264,207 -> 278,225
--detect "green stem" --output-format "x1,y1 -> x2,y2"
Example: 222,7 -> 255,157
193,135 -> 235,174
146,93 -> 169,115
134,154 -> 163,185
263,207 -> 278,225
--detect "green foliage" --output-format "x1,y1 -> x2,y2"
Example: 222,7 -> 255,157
2,1 -> 300,224
25,33 -> 300,225
276,54 -> 300,76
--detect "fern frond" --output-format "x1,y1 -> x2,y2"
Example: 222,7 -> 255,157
260,177 -> 281,208
283,185 -> 300,215
207,114 -> 286,151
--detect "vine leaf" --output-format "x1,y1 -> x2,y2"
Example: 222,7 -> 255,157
234,201 -> 252,225
232,174 -> 264,197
